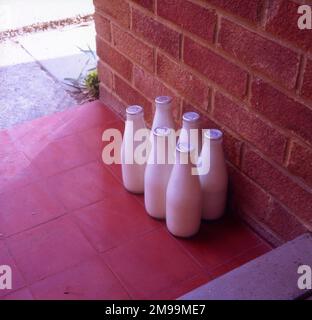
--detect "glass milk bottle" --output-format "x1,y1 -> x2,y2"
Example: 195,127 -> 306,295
152,96 -> 175,131
199,129 -> 228,220
121,105 -> 147,194
179,111 -> 201,155
166,143 -> 202,237
144,127 -> 175,219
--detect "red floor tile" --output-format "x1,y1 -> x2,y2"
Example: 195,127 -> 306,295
100,119 -> 125,182
0,151 -> 41,194
24,133 -> 95,177
174,216 -> 262,272
72,198 -> 160,253
52,101 -> 120,139
102,164 -> 145,207
150,272 -> 211,300
78,126 -> 106,162
30,257 -> 130,300
17,110 -> 72,151
0,130 -> 19,156
5,119 -> 35,142
102,228 -> 202,299
78,119 -> 124,164
3,288 -> 33,300
46,161 -> 120,211
0,241 -> 26,298
209,242 -> 272,280
0,181 -> 66,237
7,216 -> 97,284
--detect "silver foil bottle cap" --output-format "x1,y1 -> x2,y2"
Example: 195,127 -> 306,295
155,96 -> 173,105
126,105 -> 143,115
153,127 -> 171,137
183,111 -> 200,122
204,129 -> 223,140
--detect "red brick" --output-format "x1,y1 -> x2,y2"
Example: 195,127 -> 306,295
157,0 -> 216,42
98,60 -> 113,89
112,25 -> 154,72
229,165 -> 307,242
218,19 -> 300,90
301,59 -> 312,100
251,78 -> 312,145
99,84 -> 126,117
131,0 -> 154,11
267,201 -> 307,242
287,142 -> 312,187
94,13 -> 111,42
184,37 -> 248,98
214,93 -> 287,163
114,75 -> 153,123
182,101 -> 243,166
228,165 -> 271,224
132,8 -> 181,59
157,53 -> 209,108
96,36 -> 133,81
242,148 -> 312,223
265,0 -> 312,52
204,0 -> 264,23
222,133 -> 243,168
133,66 -> 181,121
94,0 -> 130,28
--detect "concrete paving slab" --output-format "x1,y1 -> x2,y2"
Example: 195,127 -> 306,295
0,61 -> 76,129
179,233 -> 312,300
0,40 -> 34,67
18,23 -> 97,90
0,0 -> 94,32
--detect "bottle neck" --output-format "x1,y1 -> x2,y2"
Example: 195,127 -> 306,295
155,103 -> 172,114
126,113 -> 145,128
202,136 -> 224,161
182,120 -> 200,130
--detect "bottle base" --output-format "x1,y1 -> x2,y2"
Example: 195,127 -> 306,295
124,186 -> 144,195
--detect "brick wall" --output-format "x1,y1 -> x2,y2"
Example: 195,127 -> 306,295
93,0 -> 312,245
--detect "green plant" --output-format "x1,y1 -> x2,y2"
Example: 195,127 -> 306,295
85,69 -> 99,98
63,45 -> 99,101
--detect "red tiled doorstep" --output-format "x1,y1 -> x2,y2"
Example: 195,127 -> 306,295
174,216 -> 263,271
209,242 -> 272,280
0,151 -> 41,194
0,241 -> 26,298
0,130 -> 19,156
46,161 -> 120,211
30,257 -> 130,300
150,272 -> 211,300
23,133 -> 95,178
0,180 -> 66,237
51,101 -> 120,140
3,288 -> 33,300
102,227 -> 203,299
7,216 -> 97,284
72,198 -> 160,253
0,100 -> 272,300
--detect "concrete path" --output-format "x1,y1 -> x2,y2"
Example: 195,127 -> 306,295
18,23 -> 96,88
0,40 -> 76,129
0,21 -> 96,130
0,0 -> 94,32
